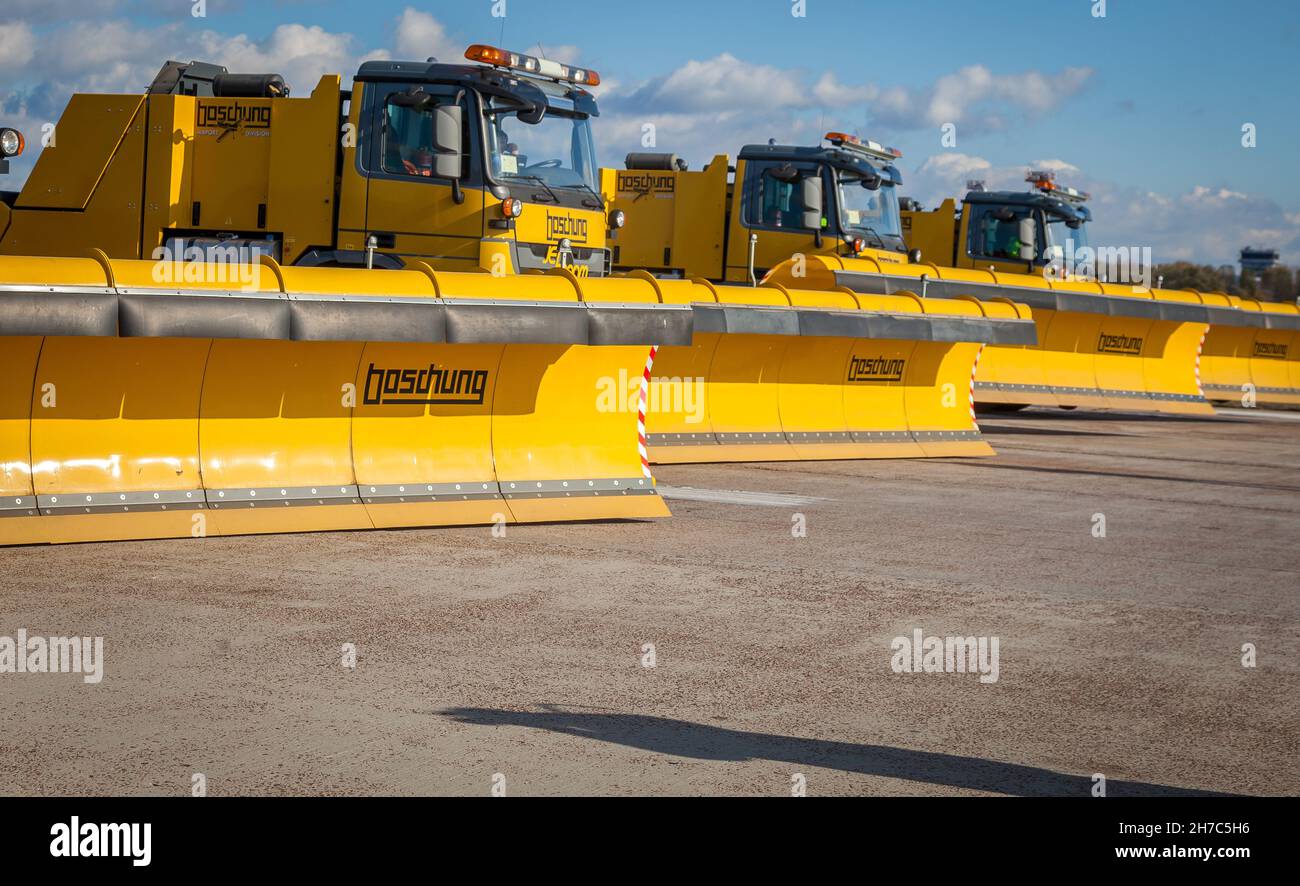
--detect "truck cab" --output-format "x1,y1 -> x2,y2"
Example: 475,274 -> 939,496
0,44 -> 618,276
339,47 -> 612,275
903,170 -> 1093,278
604,132 -> 911,283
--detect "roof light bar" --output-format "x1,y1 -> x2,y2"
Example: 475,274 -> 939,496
824,131 -> 902,163
1027,169 -> 1090,203
465,44 -> 601,87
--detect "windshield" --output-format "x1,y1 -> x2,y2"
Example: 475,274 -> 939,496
485,96 -> 598,192
1045,214 -> 1090,268
837,176 -> 902,241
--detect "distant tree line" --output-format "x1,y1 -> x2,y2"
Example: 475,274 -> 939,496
1154,263 -> 1297,301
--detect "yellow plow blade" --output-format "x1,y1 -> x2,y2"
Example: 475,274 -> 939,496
630,260 -> 1035,465
1195,295 -> 1300,408
1140,289 -> 1212,415
818,257 -> 1232,416
0,256 -> 689,546
0,335 -> 44,546
1091,283 -> 1160,410
199,339 -> 373,538
492,342 -> 667,523
958,277 -> 1059,409
352,341 -> 506,530
1198,293 -> 1255,407
631,273 -> 810,463
1245,302 -> 1300,407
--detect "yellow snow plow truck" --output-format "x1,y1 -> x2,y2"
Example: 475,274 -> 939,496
0,46 -> 700,546
900,172 -> 1299,412
601,133 -> 1038,463
0,47 -> 618,274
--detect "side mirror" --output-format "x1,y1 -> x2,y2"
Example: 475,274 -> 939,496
1018,217 -> 1037,261
801,176 -> 824,230
518,102 -> 546,125
769,163 -> 800,184
390,88 -> 435,110
432,104 -> 463,181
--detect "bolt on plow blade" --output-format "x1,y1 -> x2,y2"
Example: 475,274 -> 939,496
813,257 -> 1236,416
1200,297 -> 1300,408
0,256 -> 693,546
625,268 -> 1036,464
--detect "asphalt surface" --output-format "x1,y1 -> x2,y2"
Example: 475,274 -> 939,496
2,407 -> 1297,796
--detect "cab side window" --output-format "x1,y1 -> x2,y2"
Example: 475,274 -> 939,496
744,162 -> 822,231
383,102 -> 435,176
968,205 -> 1041,261
374,88 -> 470,180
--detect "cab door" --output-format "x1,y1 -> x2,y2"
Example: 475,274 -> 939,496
355,83 -> 486,270
724,159 -> 828,283
959,203 -> 1044,275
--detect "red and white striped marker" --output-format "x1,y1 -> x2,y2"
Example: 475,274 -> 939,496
969,344 -> 985,429
638,346 -> 658,479
1194,330 -> 1205,397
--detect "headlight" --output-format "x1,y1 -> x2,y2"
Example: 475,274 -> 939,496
0,128 -> 23,158
608,209 -> 626,229
501,198 -> 523,219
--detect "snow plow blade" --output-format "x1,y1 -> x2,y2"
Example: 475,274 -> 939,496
0,254 -> 693,546
810,257 -> 1243,416
624,265 -> 1036,464
1199,296 -> 1300,408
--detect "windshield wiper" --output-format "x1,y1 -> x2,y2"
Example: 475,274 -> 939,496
573,182 -> 605,210
848,225 -> 888,249
511,174 -> 560,204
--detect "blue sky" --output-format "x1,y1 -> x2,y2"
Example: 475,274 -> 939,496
2,0 -> 1297,264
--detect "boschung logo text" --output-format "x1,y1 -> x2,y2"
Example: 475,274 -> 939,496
847,356 -> 906,383
363,363 -> 489,406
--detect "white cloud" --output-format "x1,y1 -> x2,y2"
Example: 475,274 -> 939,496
0,23 -> 37,73
879,64 -> 1094,132
811,71 -> 878,107
615,53 -> 810,115
913,152 -> 992,185
392,7 -> 460,63
596,52 -> 1096,175
197,23 -> 388,97
1026,158 -> 1080,175
611,54 -> 1092,133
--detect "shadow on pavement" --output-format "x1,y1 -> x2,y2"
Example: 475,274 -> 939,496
440,705 -> 1241,797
